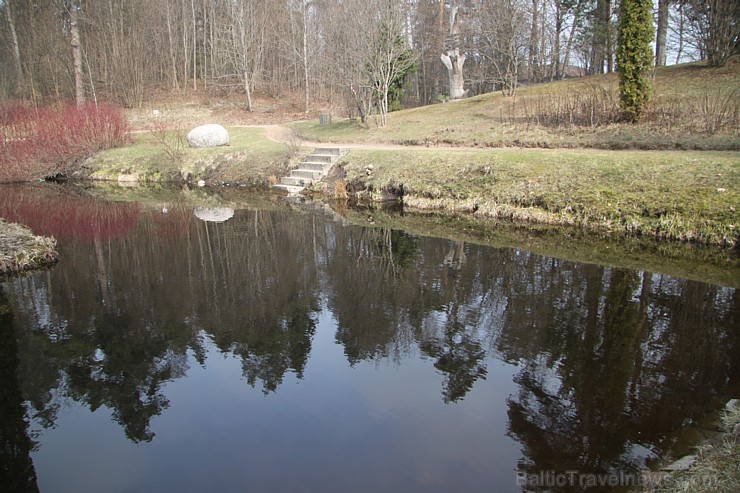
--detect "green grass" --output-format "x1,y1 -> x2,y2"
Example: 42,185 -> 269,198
81,126 -> 291,186
336,148 -> 739,247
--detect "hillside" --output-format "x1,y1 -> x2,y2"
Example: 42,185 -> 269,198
290,60 -> 740,151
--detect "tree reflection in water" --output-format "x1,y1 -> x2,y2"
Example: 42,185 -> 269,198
0,286 -> 40,492
1,185 -> 737,487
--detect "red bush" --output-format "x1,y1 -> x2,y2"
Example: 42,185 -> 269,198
0,184 -> 140,241
0,102 -> 131,182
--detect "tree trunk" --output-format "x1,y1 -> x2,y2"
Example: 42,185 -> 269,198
5,0 -> 25,95
605,0 -> 614,73
68,0 -> 85,107
440,49 -> 466,99
191,0 -> 197,90
244,71 -> 253,112
350,83 -> 367,124
166,4 -> 180,90
529,0 -> 540,82
553,1 -> 563,80
655,0 -> 669,66
440,2 -> 465,100
674,3 -> 685,64
592,0 -> 611,74
302,1 -> 310,114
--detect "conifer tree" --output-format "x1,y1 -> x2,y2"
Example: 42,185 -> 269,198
616,0 -> 654,122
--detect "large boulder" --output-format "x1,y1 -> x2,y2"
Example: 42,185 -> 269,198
187,124 -> 229,148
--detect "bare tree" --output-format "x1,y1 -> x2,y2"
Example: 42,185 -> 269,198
528,0 -> 541,81
480,0 -> 529,96
285,0 -> 312,113
683,0 -> 740,66
225,0 -> 267,112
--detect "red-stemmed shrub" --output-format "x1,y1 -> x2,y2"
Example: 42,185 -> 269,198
0,183 -> 140,241
0,102 -> 131,182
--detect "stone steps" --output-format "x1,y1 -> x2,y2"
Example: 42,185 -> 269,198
272,147 -> 347,195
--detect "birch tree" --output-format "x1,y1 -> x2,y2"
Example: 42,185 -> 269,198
366,3 -> 416,126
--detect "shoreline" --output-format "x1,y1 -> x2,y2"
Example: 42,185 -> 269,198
638,399 -> 739,492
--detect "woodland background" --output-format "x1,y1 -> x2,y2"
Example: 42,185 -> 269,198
1,0 -> 735,114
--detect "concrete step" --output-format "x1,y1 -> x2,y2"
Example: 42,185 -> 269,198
300,161 -> 334,172
281,176 -> 316,186
314,147 -> 347,156
305,154 -> 334,164
272,184 -> 305,194
291,169 -> 323,180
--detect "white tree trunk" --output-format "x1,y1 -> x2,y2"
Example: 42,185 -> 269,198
244,71 -> 253,112
440,48 -> 466,100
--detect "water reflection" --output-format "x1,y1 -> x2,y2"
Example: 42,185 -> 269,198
0,286 -> 40,492
0,184 -> 737,492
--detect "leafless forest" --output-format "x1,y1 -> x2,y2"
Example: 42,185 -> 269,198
0,0 -> 736,117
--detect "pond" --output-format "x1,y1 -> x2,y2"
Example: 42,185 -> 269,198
1,184 -> 738,493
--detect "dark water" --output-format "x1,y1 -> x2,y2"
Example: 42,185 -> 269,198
0,184 -> 738,493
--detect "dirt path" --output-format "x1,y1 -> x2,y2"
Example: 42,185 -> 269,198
239,124 -> 494,152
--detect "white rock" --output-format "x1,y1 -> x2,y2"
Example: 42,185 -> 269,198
193,207 -> 234,223
187,124 -> 229,148
661,455 -> 697,472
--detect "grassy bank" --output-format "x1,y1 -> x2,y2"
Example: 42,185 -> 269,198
76,126 -> 292,186
0,219 -> 58,278
333,148 -> 738,247
641,401 -> 740,493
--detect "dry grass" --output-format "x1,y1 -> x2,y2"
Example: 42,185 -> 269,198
124,87 -> 313,131
289,60 -> 740,151
0,219 -> 58,277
